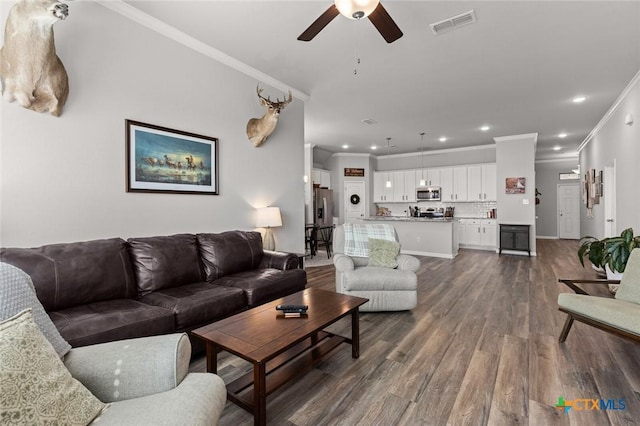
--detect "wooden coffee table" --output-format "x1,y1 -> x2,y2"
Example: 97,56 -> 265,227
192,288 -> 369,426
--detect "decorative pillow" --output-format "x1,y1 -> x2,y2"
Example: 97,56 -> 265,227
0,309 -> 106,425
368,238 -> 401,268
0,262 -> 71,358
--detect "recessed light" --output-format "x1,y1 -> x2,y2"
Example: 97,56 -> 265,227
371,145 -> 377,150
439,137 -> 447,142
480,125 -> 490,132
342,144 -> 349,149
553,146 -> 562,151
558,132 -> 567,138
572,96 -> 587,103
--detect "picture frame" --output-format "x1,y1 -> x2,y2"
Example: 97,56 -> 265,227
126,120 -> 218,195
505,177 -> 526,194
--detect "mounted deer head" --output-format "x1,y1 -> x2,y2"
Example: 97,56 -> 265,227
0,0 -> 70,116
246,85 -> 292,147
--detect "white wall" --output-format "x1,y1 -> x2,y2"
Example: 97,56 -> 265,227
579,71 -> 640,239
495,133 -> 537,254
0,2 -> 305,252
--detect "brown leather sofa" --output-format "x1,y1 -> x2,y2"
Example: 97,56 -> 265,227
0,230 -> 306,348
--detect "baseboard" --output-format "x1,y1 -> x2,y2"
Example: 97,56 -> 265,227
401,249 -> 456,259
536,235 -> 559,240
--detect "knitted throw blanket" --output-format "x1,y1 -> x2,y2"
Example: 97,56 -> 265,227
343,223 -> 396,257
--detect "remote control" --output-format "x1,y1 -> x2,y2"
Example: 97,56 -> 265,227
276,304 -> 308,311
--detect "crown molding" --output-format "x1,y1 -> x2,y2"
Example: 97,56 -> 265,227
375,143 -> 495,159
578,68 -> 640,153
97,0 -> 310,101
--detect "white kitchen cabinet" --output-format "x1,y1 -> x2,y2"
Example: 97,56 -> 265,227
467,165 -> 483,201
457,220 -> 467,246
440,168 -> 454,201
481,164 -> 497,201
466,164 -> 497,201
416,168 -> 440,187
453,167 -> 468,201
387,170 -> 416,202
402,170 -> 417,202
312,168 -> 331,189
373,171 -> 394,202
459,219 -> 496,249
481,219 -> 497,247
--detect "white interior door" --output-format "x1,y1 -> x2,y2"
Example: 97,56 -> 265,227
557,184 -> 580,239
344,180 -> 366,222
604,161 -> 617,237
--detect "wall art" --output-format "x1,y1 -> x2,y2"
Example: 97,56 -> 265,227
505,177 -> 526,194
126,120 -> 218,195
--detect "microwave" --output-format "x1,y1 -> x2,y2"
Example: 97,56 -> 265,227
416,186 -> 441,201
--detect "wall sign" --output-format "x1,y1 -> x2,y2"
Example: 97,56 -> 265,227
559,172 -> 580,180
344,168 -> 365,177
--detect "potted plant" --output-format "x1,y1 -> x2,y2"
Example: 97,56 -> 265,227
578,228 -> 640,292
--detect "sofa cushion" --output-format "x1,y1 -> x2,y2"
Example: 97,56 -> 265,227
197,231 -> 264,280
1,238 -> 137,311
140,282 -> 246,330
216,269 -> 307,307
50,299 -> 175,347
343,266 -> 417,292
128,234 -> 205,296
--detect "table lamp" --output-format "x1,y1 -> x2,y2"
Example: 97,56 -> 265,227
256,206 -> 282,251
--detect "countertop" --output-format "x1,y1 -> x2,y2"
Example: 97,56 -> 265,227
365,216 -> 454,222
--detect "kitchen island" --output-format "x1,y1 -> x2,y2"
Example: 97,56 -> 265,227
363,217 -> 458,258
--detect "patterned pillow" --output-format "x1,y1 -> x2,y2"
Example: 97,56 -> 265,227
368,238 -> 401,268
0,309 -> 106,425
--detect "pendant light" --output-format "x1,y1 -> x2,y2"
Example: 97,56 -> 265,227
385,137 -> 392,188
419,132 -> 426,186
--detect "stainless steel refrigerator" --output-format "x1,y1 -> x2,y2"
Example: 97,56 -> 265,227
313,188 -> 333,227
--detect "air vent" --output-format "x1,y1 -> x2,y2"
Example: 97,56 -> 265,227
430,10 -> 477,35
361,118 -> 377,125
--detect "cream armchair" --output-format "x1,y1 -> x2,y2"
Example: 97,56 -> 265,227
332,224 -> 419,312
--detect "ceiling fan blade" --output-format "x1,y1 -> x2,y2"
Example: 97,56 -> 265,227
298,4 -> 340,42
368,2 -> 403,43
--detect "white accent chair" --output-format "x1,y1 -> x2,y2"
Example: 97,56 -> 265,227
332,224 -> 420,312
558,249 -> 640,343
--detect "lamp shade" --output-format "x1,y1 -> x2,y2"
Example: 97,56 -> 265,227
256,207 -> 282,228
334,0 -> 380,19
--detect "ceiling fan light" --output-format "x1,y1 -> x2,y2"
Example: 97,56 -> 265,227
335,0 -> 380,20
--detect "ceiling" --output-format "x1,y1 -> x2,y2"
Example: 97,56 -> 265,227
124,1 -> 640,161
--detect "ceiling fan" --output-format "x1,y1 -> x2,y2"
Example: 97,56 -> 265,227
298,0 -> 403,44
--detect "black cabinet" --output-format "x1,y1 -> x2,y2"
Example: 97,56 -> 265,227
499,224 -> 530,256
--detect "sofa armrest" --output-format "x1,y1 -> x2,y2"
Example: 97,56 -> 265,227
260,250 -> 299,270
398,254 -> 420,272
64,333 -> 191,403
333,253 -> 355,272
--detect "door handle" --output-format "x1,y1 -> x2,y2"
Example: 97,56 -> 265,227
606,219 -> 614,222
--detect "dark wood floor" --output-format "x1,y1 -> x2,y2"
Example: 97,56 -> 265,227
192,239 -> 640,425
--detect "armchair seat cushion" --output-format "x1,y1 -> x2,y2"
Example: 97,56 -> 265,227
50,299 -> 175,347
343,267 -> 418,292
140,282 -> 246,330
558,293 -> 640,336
216,268 -> 307,307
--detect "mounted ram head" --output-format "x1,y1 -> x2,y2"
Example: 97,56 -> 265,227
246,85 -> 292,147
0,0 -> 70,116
